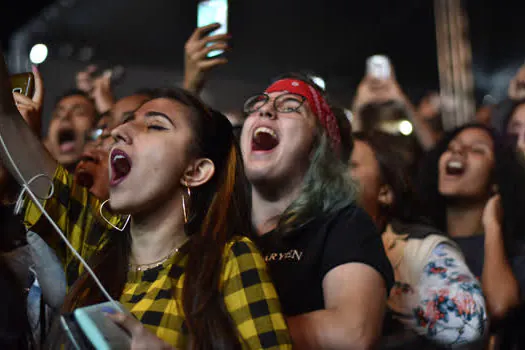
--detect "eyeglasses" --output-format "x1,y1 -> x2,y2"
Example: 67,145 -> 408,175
86,128 -> 111,145
243,93 -> 306,114
87,128 -> 103,142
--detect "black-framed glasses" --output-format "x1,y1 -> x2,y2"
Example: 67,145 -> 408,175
86,128 -> 111,144
243,93 -> 306,114
87,128 -> 104,142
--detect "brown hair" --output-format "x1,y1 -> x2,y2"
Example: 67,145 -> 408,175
64,88 -> 253,349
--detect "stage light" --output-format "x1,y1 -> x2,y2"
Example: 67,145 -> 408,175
310,76 -> 326,90
343,109 -> 353,121
29,44 -> 48,64
399,120 -> 413,135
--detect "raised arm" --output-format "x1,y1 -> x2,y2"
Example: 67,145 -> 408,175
183,24 -> 229,95
0,51 -> 57,198
286,263 -> 387,350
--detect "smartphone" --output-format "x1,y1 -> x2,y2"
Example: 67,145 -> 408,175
10,72 -> 35,97
197,0 -> 228,58
366,55 -> 391,80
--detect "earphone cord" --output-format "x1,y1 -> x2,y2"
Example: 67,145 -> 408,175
0,133 -> 123,312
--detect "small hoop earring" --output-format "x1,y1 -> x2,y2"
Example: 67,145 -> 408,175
182,185 -> 191,224
99,199 -> 130,232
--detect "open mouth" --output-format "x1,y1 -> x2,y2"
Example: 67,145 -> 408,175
252,126 -> 279,152
110,149 -> 132,187
445,160 -> 465,176
75,170 -> 95,189
74,153 -> 98,188
58,129 -> 77,153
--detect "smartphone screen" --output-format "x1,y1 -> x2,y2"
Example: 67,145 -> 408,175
366,55 -> 391,80
10,72 -> 35,97
197,0 -> 228,58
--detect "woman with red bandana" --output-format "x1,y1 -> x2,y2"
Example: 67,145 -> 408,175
240,74 -> 394,349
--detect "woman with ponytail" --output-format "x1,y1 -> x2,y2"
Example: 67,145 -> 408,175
0,50 -> 291,349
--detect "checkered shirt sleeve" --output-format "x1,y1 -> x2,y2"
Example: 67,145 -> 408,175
221,237 -> 292,349
23,164 -> 123,285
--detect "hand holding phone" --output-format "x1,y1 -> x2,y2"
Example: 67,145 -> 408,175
11,66 -> 44,135
10,72 -> 35,97
183,23 -> 230,94
197,0 -> 229,58
366,55 -> 391,80
508,63 -> 525,101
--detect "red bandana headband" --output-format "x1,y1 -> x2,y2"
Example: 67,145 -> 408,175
265,79 -> 342,155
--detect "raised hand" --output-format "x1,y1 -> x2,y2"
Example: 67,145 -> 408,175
482,193 -> 503,233
183,23 -> 229,94
352,65 -> 409,115
12,65 -> 44,136
508,63 -> 525,101
76,65 -> 115,113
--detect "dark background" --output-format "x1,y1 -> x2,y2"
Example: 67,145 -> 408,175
1,0 -> 523,129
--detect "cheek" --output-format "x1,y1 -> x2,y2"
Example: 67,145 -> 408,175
47,120 -> 59,135
142,138 -> 190,182
471,158 -> 494,184
286,122 -> 316,151
438,154 -> 449,174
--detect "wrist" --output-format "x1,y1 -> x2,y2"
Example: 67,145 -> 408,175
183,78 -> 203,95
95,97 -> 115,115
484,222 -> 503,240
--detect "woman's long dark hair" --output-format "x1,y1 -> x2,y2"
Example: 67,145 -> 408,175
353,131 -> 438,238
64,88 -> 253,349
416,123 -> 525,256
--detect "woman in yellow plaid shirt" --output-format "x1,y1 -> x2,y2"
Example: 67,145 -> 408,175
0,53 -> 291,349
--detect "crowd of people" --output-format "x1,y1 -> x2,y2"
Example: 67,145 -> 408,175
0,21 -> 525,349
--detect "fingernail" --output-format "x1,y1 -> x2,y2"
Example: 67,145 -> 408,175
32,65 -> 38,73
101,306 -> 116,314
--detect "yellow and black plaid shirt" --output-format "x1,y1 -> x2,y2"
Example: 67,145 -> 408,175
23,165 -> 292,349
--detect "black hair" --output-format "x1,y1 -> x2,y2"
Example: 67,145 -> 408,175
416,123 -> 525,256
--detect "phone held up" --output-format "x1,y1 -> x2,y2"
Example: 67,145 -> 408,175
10,72 -> 35,97
197,0 -> 229,58
366,55 -> 391,80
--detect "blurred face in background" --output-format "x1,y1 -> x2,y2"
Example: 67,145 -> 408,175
46,94 -> 97,168
74,114 -> 111,199
74,94 -> 149,200
507,103 -> 525,155
438,128 -> 495,202
349,139 -> 383,223
110,94 -> 150,128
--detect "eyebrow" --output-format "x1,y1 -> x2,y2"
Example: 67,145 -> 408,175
144,111 -> 174,125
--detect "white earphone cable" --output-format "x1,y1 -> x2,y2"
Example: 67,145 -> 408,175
0,132 -> 122,312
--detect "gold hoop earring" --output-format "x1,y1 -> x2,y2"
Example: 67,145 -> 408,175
182,185 -> 191,224
99,199 -> 130,232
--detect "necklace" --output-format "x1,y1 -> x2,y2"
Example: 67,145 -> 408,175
129,238 -> 189,272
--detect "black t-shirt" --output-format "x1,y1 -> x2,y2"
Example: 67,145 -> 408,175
254,204 -> 394,316
453,235 -> 525,299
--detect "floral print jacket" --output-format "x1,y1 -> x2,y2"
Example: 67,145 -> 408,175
388,241 -> 487,347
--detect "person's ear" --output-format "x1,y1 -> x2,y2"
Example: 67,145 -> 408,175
378,184 -> 394,207
180,158 -> 215,188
